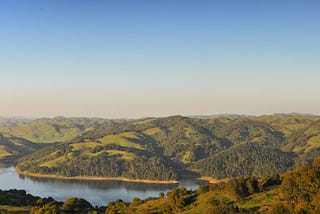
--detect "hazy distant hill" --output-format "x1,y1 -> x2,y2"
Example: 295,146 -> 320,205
15,114 -> 320,180
0,117 -> 114,143
189,114 -> 254,119
0,117 -> 30,127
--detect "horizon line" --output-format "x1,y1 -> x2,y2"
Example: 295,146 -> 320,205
0,112 -> 319,120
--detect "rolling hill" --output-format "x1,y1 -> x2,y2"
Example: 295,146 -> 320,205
0,117 -> 114,143
14,114 -> 320,181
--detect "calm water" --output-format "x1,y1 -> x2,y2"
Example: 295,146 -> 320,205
0,167 -> 205,206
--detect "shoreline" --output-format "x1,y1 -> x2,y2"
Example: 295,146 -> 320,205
14,168 -> 179,184
197,176 -> 228,184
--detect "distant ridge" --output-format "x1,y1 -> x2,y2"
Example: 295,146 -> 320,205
1,112 -> 319,121
188,114 -> 255,119
272,112 -> 319,117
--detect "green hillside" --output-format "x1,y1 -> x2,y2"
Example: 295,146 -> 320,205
14,114 -> 320,181
16,131 -> 186,181
0,133 -> 47,164
284,122 -> 320,153
0,117 -> 113,143
254,114 -> 319,137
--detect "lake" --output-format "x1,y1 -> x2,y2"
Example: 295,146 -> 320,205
0,167 -> 206,206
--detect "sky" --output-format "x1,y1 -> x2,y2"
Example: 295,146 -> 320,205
0,0 -> 320,118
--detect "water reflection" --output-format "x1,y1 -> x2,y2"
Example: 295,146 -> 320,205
18,174 -> 179,191
0,167 -> 206,206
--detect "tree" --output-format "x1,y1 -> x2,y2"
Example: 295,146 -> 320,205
61,198 -> 93,213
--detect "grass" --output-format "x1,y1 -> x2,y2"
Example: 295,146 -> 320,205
87,150 -> 106,157
305,135 -> 320,152
40,156 -> 67,168
0,146 -> 11,158
133,118 -> 156,125
254,115 -> 317,137
237,187 -> 281,211
119,131 -> 141,139
184,127 -> 197,138
0,120 -> 86,143
0,205 -> 30,213
5,123 -> 63,143
280,124 -> 310,136
182,151 -> 193,163
1,133 -> 12,138
184,187 -> 280,214
38,139 -> 139,167
143,127 -> 162,135
184,191 -> 235,214
66,152 -> 74,159
98,135 -> 143,150
71,142 -> 101,151
293,135 -> 320,153
106,150 -> 137,160
134,198 -> 168,214
305,124 -> 320,136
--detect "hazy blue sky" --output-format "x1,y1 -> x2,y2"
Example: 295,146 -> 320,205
0,0 -> 319,118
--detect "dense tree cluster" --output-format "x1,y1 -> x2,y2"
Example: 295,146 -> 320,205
278,158 -> 320,213
195,142 -> 295,178
0,189 -> 43,206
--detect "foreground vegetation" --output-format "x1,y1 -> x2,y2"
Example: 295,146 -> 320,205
1,158 -> 319,213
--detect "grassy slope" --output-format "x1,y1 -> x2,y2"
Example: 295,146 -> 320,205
0,205 -> 31,214
0,133 -> 48,163
98,134 -> 144,150
37,131 -> 147,168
